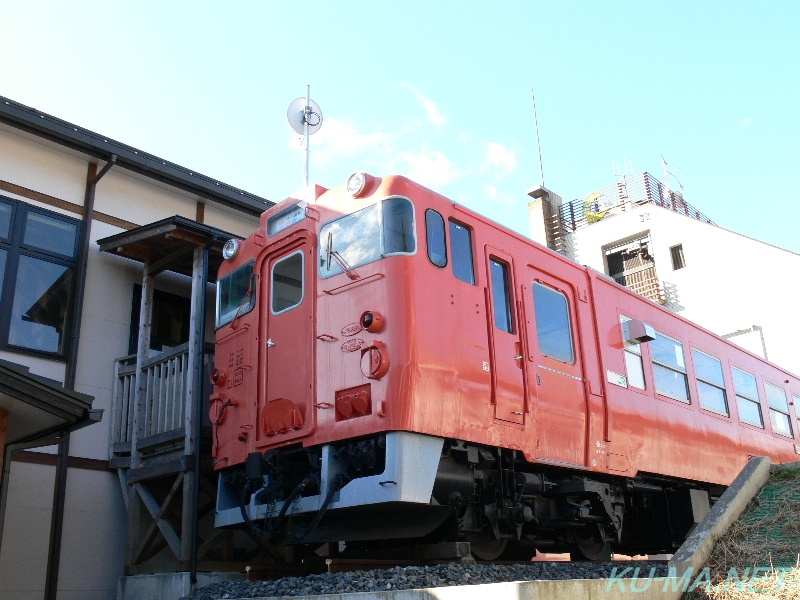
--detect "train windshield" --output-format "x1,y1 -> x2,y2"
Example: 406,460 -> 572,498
216,260 -> 255,328
319,197 -> 416,278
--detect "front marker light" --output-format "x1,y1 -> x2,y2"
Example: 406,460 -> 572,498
222,239 -> 239,260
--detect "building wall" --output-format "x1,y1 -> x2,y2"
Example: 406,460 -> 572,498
556,202 -> 800,376
0,121 -> 262,599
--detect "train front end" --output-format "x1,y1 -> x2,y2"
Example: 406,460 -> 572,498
211,173 -> 453,544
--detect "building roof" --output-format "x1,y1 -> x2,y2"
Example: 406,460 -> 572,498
97,215 -> 239,282
0,359 -> 99,445
0,95 -> 274,217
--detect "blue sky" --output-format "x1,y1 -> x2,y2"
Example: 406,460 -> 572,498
2,1 -> 799,253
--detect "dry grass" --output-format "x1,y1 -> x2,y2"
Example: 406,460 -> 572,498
687,467 -> 800,599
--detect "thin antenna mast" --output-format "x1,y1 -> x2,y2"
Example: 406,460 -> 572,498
287,87 -> 323,189
531,87 -> 545,187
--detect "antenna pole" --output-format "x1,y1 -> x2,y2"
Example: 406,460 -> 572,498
531,87 -> 545,187
304,84 -> 311,187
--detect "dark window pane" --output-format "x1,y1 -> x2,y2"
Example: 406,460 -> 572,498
670,244 -> 686,270
697,380 -> 728,414
8,255 -> 74,354
533,282 -> 574,363
490,259 -> 514,333
24,211 -> 78,257
216,261 -> 255,328
0,249 -> 6,304
382,197 -> 416,255
692,349 -> 724,386
0,200 -> 11,239
425,210 -> 447,267
449,220 -> 474,284
272,252 -> 304,314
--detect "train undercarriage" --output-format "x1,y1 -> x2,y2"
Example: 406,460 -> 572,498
215,432 -> 718,561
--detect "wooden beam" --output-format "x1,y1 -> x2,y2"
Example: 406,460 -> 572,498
133,481 -> 183,559
131,474 -> 184,564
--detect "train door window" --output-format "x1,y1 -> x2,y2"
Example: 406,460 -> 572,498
532,282 -> 574,363
620,316 -> 645,389
731,367 -> 763,427
425,210 -> 447,268
272,251 -> 304,314
692,349 -> 728,415
490,258 -> 514,333
765,382 -> 793,437
382,197 -> 416,255
449,220 -> 475,284
216,261 -> 255,328
651,331 -> 690,402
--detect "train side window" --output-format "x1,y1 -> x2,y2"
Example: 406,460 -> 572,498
449,220 -> 475,284
794,394 -> 800,438
382,197 -> 416,255
216,260 -> 255,328
532,282 -> 574,363
425,210 -> 447,267
765,382 -> 793,437
620,316 -> 645,389
489,258 -> 514,333
731,367 -> 763,427
271,251 -> 304,314
651,331 -> 690,402
692,349 -> 728,415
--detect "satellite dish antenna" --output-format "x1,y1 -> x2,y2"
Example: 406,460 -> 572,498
287,85 -> 323,187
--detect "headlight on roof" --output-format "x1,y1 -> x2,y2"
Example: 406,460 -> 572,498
222,239 -> 239,260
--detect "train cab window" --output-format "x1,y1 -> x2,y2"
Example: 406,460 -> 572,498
216,261 -> 255,328
449,220 -> 475,284
533,282 -> 574,363
425,210 -> 447,267
651,331 -> 690,402
620,316 -> 645,389
382,197 -> 416,255
490,259 -> 514,333
731,367 -> 764,427
692,349 -> 728,415
272,251 -> 304,314
765,382 -> 793,437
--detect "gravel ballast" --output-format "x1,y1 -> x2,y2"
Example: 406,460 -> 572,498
182,561 -> 669,599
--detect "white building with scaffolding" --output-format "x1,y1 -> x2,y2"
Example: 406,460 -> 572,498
528,171 -> 800,376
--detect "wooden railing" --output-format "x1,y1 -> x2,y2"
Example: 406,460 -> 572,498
110,342 -> 213,460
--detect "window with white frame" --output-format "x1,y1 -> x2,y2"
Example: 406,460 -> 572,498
651,330 -> 690,402
692,349 -> 728,415
731,367 -> 763,427
0,196 -> 81,358
765,382 -> 793,437
621,316 -> 645,389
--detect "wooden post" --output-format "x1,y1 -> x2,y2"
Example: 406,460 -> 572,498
0,408 -> 7,487
181,246 -> 205,563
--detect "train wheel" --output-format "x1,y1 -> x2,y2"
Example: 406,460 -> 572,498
468,538 -> 508,561
569,524 -> 612,561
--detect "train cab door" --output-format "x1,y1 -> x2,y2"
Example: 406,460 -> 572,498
523,268 -> 587,467
485,247 -> 527,424
256,236 -> 315,446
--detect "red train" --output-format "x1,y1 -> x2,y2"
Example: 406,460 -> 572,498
210,173 -> 800,560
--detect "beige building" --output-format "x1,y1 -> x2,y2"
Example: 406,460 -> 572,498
528,172 -> 800,376
0,96 -> 270,599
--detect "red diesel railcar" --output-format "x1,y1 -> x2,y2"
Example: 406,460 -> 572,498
211,173 -> 800,560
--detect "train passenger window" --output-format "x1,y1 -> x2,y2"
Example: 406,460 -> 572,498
620,316 -> 645,389
651,331 -> 690,402
382,197 -> 416,255
425,210 -> 447,267
731,367 -> 763,427
794,394 -> 800,438
272,251 -> 304,314
765,382 -> 793,437
533,282 -> 574,363
449,220 -> 475,284
216,260 -> 255,328
490,259 -> 514,333
692,349 -> 728,415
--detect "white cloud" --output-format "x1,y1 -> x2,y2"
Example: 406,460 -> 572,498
738,116 -> 755,127
484,184 -> 518,208
393,148 -> 458,187
397,82 -> 449,126
310,116 -> 392,163
483,142 -> 517,177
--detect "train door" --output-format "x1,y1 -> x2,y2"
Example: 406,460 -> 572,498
257,236 -> 314,445
523,267 -> 587,467
485,247 -> 527,424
